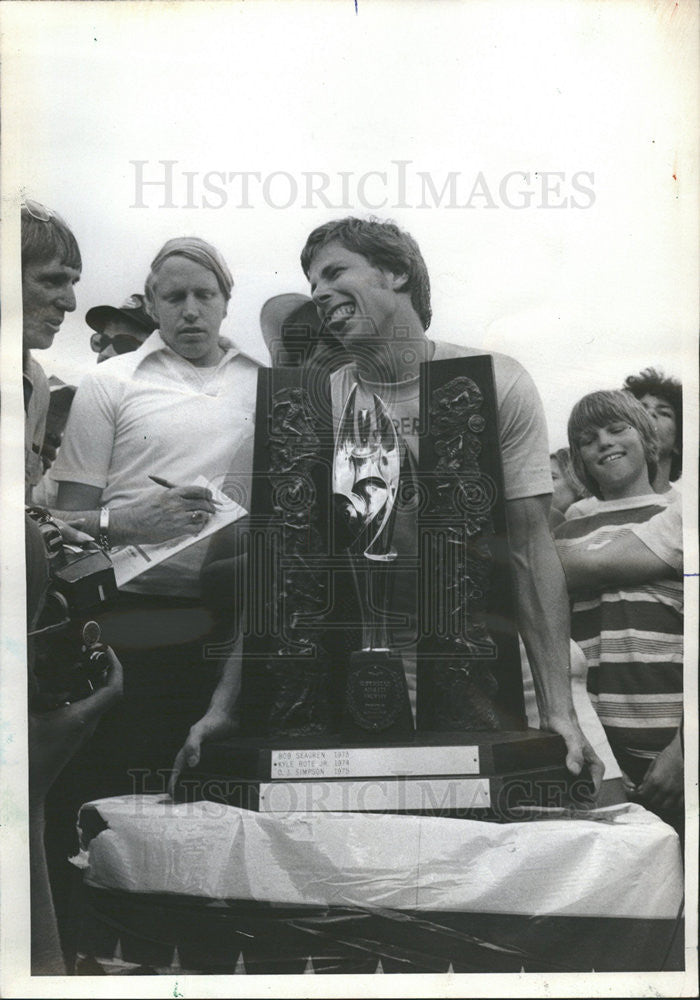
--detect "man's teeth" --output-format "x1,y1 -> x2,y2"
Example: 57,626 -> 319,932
330,303 -> 355,322
601,454 -> 624,463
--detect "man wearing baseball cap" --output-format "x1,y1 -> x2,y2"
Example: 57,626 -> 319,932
85,292 -> 155,363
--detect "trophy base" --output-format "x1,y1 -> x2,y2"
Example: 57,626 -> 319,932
178,729 -> 567,781
342,649 -> 414,738
174,730 -> 589,818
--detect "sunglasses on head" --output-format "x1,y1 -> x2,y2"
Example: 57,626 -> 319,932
22,199 -> 55,223
90,332 -> 144,355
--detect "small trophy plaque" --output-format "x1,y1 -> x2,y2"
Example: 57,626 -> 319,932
333,385 -> 413,736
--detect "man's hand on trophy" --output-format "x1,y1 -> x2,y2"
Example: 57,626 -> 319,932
543,712 -> 605,798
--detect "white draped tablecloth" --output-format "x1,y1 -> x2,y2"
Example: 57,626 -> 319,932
74,795 -> 683,920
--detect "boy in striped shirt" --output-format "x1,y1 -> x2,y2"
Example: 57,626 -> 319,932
555,390 -> 683,830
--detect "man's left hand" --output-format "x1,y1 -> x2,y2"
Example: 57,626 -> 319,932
54,515 -> 95,546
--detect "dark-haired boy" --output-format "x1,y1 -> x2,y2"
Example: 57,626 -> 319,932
623,367 -> 682,495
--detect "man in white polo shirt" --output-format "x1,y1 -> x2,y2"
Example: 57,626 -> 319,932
51,237 -> 260,788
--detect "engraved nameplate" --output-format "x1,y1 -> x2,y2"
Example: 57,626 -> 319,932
270,745 -> 480,779
258,776 -> 492,812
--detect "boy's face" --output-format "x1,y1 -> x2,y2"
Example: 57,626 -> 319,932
576,419 -> 651,499
308,242 -> 405,347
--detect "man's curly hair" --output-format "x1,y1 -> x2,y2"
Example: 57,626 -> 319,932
623,367 -> 682,481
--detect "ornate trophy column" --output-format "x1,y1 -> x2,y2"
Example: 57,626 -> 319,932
417,355 -> 527,732
239,365 -> 342,738
333,385 -> 413,737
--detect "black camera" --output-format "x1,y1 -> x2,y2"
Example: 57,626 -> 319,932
27,507 -> 118,712
31,613 -> 111,712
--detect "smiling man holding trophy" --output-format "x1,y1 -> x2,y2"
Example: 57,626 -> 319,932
176,217 -> 603,815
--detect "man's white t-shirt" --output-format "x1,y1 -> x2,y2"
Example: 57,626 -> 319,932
330,340 -> 553,713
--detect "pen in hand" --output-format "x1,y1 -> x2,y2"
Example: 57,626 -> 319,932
148,474 -> 223,506
149,475 -> 177,488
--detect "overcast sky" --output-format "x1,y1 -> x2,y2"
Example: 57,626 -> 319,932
3,0 -> 698,453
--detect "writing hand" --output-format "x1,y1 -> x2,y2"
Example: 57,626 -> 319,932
124,485 -> 217,544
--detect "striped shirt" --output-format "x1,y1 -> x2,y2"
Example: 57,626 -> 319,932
556,495 -> 683,767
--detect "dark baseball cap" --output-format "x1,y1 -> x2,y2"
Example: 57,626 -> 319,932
85,293 -> 156,335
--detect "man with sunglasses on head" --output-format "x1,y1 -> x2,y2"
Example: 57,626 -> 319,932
21,199 -> 82,501
21,199 -> 123,970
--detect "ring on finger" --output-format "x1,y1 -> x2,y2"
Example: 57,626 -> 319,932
190,510 -> 203,523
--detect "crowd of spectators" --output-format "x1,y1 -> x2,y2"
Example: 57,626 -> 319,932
20,201 -> 685,973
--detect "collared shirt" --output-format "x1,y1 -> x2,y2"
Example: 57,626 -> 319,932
52,331 -> 262,596
24,353 -> 50,500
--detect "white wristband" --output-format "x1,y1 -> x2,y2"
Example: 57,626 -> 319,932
98,506 -> 110,550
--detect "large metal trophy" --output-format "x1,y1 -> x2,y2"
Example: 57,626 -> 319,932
333,385 -> 413,736
176,352 -> 575,817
